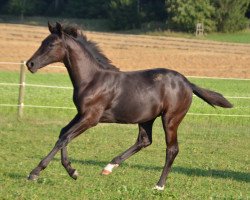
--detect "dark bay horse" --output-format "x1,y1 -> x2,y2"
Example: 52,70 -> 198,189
26,22 -> 232,190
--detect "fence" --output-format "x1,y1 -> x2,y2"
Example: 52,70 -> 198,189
0,61 -> 250,118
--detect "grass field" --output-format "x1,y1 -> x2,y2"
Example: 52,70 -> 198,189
0,70 -> 249,199
147,29 -> 250,44
205,29 -> 250,44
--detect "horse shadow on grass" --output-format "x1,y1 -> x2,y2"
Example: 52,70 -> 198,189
67,158 -> 250,183
7,157 -> 249,183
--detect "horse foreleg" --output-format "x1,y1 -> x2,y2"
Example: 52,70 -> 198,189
28,135 -> 70,181
61,147 -> 78,179
60,115 -> 80,179
28,115 -> 97,181
102,120 -> 154,175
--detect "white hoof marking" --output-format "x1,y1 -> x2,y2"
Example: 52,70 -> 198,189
103,163 -> 119,173
153,185 -> 165,191
73,170 -> 79,177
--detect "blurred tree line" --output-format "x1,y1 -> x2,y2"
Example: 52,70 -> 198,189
0,0 -> 249,32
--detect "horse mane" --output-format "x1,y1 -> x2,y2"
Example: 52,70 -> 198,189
62,25 -> 120,72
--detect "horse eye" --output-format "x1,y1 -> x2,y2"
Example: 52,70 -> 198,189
49,43 -> 54,48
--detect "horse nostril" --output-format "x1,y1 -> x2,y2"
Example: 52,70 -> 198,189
30,62 -> 34,67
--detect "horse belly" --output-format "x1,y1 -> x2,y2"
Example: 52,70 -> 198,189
101,97 -> 162,124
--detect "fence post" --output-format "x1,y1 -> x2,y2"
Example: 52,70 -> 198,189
18,61 -> 26,119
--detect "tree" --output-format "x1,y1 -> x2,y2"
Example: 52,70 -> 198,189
44,0 -> 65,16
140,0 -> 167,22
6,0 -> 47,20
247,3 -> 250,18
0,0 -> 9,15
108,0 -> 141,30
166,0 -> 216,32
212,0 -> 250,32
63,0 -> 109,19
7,0 -> 27,20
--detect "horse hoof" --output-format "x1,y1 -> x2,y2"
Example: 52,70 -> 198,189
27,174 -> 38,181
71,170 -> 78,180
101,163 -> 119,175
101,169 -> 112,175
153,185 -> 165,191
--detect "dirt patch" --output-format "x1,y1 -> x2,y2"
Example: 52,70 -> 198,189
0,23 -> 249,78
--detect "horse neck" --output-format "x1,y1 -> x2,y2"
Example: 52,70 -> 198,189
63,39 -> 99,90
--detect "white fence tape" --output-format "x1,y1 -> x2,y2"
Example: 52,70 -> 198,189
0,104 -> 75,110
187,113 -> 250,118
186,75 -> 250,81
0,82 -> 72,89
193,95 -> 250,100
1,82 -> 249,99
0,61 -> 65,69
1,103 -> 249,117
0,62 -> 23,65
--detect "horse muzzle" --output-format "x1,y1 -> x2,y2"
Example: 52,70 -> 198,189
26,60 -> 39,73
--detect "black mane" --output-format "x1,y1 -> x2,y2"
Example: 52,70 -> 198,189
62,25 -> 119,72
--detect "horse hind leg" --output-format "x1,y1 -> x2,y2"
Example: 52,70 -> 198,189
154,110 -> 188,190
101,119 -> 154,175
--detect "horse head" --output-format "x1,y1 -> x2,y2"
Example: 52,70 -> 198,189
26,22 -> 66,73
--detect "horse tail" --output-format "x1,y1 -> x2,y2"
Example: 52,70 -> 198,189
190,83 -> 233,108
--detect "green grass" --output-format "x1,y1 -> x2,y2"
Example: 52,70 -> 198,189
0,71 -> 250,199
146,29 -> 250,44
205,29 -> 250,44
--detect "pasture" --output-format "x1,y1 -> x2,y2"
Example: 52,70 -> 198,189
205,29 -> 250,44
0,70 -> 249,199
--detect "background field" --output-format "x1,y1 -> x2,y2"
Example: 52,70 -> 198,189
0,23 -> 250,78
0,23 -> 250,199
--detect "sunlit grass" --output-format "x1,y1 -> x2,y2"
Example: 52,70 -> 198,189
205,29 -> 250,44
146,29 -> 250,44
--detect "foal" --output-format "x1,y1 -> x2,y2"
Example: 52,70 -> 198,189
26,22 -> 232,190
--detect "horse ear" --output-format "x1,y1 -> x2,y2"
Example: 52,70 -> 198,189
48,21 -> 53,33
56,22 -> 62,36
